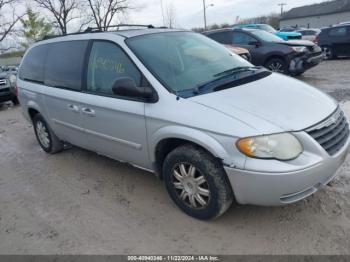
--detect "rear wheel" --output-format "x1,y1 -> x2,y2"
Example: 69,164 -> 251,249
162,144 -> 234,220
33,114 -> 63,154
323,46 -> 334,60
265,58 -> 287,74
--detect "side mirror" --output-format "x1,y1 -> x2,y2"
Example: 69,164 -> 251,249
112,77 -> 156,102
248,41 -> 261,47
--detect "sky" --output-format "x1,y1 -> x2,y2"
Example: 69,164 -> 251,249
0,0 -> 327,50
129,0 -> 325,29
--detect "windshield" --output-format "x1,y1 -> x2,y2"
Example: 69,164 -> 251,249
259,24 -> 276,33
126,32 -> 252,93
251,30 -> 284,42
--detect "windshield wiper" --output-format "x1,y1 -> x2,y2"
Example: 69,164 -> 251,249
191,66 -> 265,95
214,66 -> 260,78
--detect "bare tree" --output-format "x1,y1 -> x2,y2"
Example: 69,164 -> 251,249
164,2 -> 176,29
0,0 -> 22,45
33,0 -> 79,34
86,0 -> 130,31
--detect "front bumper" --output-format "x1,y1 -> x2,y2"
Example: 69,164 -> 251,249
289,52 -> 325,75
224,133 -> 350,206
0,86 -> 15,102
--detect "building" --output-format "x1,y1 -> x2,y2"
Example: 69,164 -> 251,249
280,0 -> 350,28
0,51 -> 23,66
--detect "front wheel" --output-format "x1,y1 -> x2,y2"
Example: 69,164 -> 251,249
33,114 -> 63,154
265,58 -> 287,74
162,144 -> 234,220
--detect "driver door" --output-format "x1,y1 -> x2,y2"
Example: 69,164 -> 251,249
80,40 -> 150,168
231,31 -> 261,65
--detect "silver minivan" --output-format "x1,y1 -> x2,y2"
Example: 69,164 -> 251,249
18,28 -> 350,220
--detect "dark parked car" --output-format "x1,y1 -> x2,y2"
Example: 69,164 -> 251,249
316,24 -> 350,59
0,68 -> 19,105
204,28 -> 324,76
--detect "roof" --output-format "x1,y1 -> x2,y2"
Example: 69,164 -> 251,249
280,0 -> 350,21
203,28 -> 258,35
114,28 -> 185,38
39,28 -> 186,44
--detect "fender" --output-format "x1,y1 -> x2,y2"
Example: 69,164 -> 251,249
27,100 -> 42,113
149,125 -> 230,163
23,99 -> 43,122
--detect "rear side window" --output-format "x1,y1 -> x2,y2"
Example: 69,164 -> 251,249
329,27 -> 347,37
207,32 -> 231,44
45,41 -> 88,91
19,45 -> 48,83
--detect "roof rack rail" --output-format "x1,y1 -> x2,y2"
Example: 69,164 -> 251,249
40,24 -> 163,42
84,24 -> 155,32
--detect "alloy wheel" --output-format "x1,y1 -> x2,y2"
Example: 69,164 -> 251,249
268,61 -> 284,73
36,121 -> 50,148
171,163 -> 211,209
323,47 -> 332,60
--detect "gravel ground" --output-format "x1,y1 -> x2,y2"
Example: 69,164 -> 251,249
0,60 -> 350,255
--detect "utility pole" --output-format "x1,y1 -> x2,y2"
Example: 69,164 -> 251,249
278,3 -> 287,15
202,0 -> 214,30
160,0 -> 166,27
203,0 -> 207,30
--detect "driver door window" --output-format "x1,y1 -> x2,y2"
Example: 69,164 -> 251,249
232,32 -> 256,45
87,41 -> 142,96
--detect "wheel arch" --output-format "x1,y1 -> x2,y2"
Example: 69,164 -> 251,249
150,126 -> 229,178
27,101 -> 43,122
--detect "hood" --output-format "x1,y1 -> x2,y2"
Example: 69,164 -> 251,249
224,45 -> 249,55
280,39 -> 315,47
189,73 -> 337,133
0,72 -> 8,78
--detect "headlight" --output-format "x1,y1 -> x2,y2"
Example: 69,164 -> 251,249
236,133 -> 303,160
291,46 -> 307,53
9,74 -> 17,84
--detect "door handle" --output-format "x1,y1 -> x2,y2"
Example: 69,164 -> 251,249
82,107 -> 95,117
68,104 -> 80,113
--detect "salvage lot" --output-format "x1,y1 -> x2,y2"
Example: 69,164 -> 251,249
0,60 -> 350,255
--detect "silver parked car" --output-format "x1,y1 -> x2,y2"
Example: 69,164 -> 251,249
17,28 -> 350,220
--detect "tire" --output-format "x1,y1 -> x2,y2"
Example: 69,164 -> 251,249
11,96 -> 19,105
322,46 -> 334,60
162,144 -> 234,220
265,57 -> 287,74
33,114 -> 63,154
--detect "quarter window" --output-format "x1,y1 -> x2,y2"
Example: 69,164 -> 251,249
19,45 -> 48,83
87,41 -> 142,96
45,40 -> 88,91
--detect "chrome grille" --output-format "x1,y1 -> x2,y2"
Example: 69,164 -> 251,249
0,78 -> 6,86
306,108 -> 349,156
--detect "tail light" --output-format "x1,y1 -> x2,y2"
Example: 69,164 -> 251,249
313,36 -> 319,45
